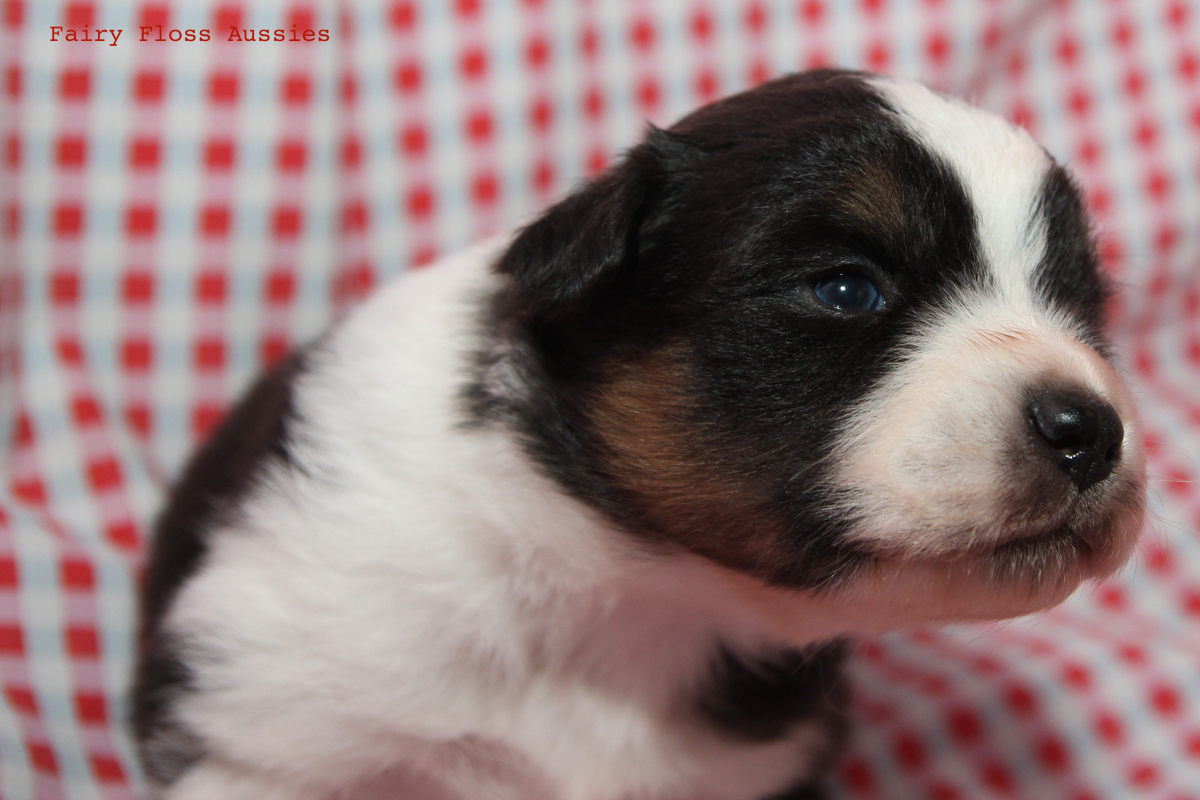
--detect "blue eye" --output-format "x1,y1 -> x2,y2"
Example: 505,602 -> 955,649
812,273 -> 886,312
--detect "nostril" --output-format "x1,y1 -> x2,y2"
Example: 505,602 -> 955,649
1030,402 -> 1096,455
1028,390 -> 1124,492
1050,430 -> 1085,453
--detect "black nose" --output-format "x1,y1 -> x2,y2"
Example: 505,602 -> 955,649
1028,390 -> 1124,492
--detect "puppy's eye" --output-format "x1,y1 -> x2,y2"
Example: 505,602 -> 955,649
812,273 -> 886,313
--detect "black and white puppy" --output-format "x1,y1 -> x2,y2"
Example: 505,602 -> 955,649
133,71 -> 1147,800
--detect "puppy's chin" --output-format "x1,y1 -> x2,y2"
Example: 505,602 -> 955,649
837,506 -> 1145,629
694,503 -> 1143,648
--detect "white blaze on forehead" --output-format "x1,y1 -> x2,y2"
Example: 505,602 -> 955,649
869,77 -> 1053,312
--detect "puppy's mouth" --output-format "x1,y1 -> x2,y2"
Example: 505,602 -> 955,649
977,525 -> 1098,584
993,525 -> 1093,556
913,476 -> 1146,588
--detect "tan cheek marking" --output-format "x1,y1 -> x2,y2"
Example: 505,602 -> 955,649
588,344 -> 786,575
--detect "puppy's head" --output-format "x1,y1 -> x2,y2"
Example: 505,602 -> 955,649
482,70 -> 1145,624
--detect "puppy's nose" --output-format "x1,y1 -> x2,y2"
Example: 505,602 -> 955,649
1029,390 -> 1124,492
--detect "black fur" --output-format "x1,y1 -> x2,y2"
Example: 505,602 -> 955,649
698,640 -> 850,742
766,782 -> 834,800
1033,164 -> 1112,348
129,642 -> 205,784
696,640 -> 850,800
132,350 -> 307,783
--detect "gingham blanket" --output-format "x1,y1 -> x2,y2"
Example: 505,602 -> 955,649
2,1 -> 1199,798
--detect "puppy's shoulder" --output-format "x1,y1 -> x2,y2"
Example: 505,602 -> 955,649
138,349 -> 307,640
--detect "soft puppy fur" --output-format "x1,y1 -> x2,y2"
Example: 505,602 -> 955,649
132,71 -> 1147,800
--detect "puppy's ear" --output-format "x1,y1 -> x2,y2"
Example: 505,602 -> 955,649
496,128 -> 703,308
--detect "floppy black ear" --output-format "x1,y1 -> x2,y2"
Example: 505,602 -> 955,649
496,128 -> 703,308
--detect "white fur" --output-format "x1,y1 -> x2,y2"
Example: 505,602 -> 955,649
871,77 -> 1052,305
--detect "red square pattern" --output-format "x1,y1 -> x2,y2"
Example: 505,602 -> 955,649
65,626 -> 100,658
74,692 -> 107,724
60,558 -> 94,590
134,71 -> 165,103
60,69 -> 90,100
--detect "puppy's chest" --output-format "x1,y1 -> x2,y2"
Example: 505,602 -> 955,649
479,640 -> 850,800
476,658 -> 843,800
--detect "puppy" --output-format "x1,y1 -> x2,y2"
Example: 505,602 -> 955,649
132,70 -> 1146,800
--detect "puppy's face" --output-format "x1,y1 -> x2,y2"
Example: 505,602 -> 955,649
488,71 -> 1145,623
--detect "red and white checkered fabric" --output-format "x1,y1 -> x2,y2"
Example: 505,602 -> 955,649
2,1 -> 1199,798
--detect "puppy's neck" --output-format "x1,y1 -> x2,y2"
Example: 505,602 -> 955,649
459,443 -> 849,700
